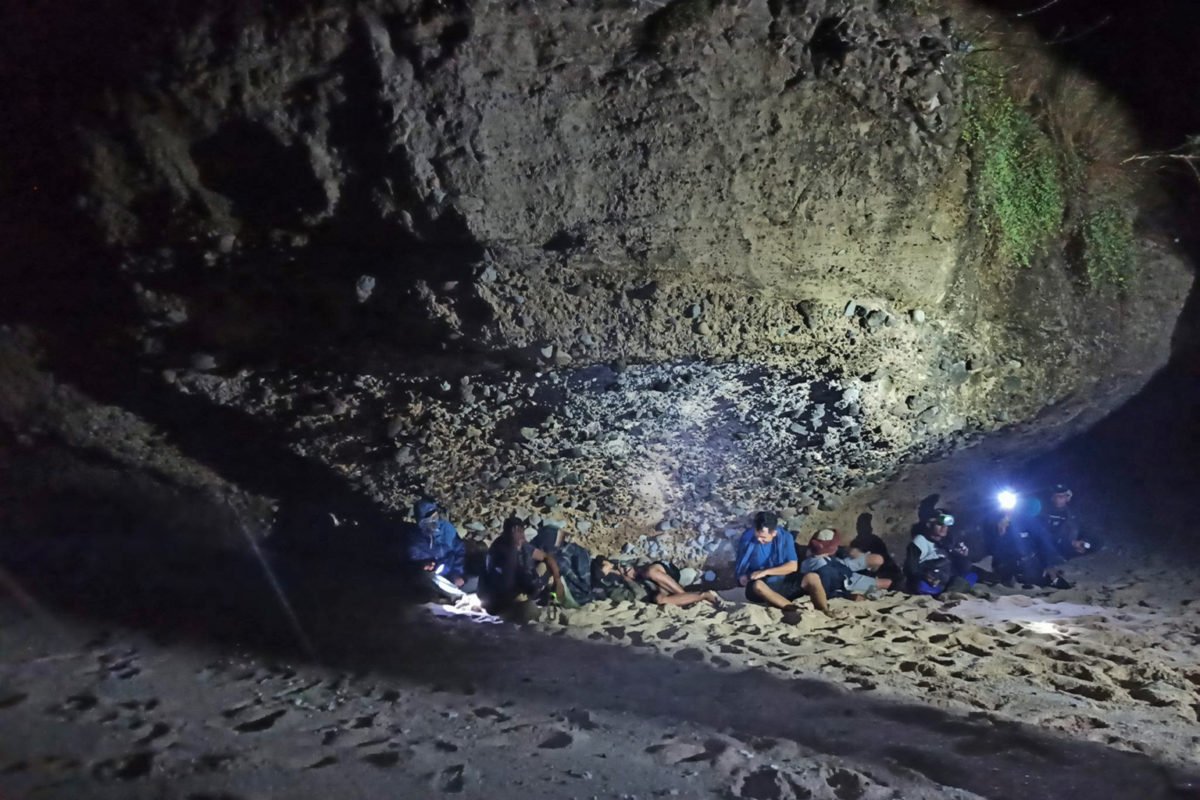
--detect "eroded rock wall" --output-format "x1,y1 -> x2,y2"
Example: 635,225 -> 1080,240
1,0 -> 1192,557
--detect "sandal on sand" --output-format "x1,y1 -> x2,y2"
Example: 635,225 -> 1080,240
781,605 -> 803,625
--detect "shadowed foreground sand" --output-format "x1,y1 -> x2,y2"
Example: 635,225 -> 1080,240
1,542 -> 1198,799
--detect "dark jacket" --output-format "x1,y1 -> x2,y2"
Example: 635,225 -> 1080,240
904,531 -> 971,589
1039,504 -> 1084,556
404,500 -> 466,580
480,539 -> 545,609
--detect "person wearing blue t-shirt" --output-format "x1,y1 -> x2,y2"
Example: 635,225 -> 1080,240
734,511 -> 814,624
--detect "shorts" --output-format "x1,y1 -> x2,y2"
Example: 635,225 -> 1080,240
843,572 -> 878,595
745,572 -> 805,603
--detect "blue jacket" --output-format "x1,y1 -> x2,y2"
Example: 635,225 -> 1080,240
405,500 -> 466,580
734,528 -> 799,580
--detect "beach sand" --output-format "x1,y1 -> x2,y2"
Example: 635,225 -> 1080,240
1,545 -> 1198,799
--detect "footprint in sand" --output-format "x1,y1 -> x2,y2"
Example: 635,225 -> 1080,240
134,721 -> 171,746
538,730 -> 574,749
0,692 -> 28,709
91,751 -> 155,781
194,753 -> 237,773
437,764 -> 467,793
471,706 -> 511,723
361,750 -> 402,768
234,709 -> 287,733
645,740 -> 708,765
563,709 -> 599,730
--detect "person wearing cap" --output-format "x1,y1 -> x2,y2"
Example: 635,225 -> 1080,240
405,497 -> 474,595
904,510 -> 978,595
799,529 -> 892,613
734,511 -> 810,623
1038,484 -> 1096,559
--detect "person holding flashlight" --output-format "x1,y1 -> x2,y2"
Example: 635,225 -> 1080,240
405,498 -> 474,597
1038,484 -> 1097,559
988,492 -> 1068,589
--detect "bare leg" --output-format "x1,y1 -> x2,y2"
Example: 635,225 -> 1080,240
655,590 -> 719,608
643,563 -> 688,596
802,573 -> 835,616
748,579 -> 794,610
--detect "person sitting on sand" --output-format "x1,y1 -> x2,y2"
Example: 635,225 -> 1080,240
988,505 -> 1068,589
590,557 -> 720,608
904,510 -> 979,596
479,516 -> 564,615
734,511 -> 814,624
799,529 -> 892,613
527,523 -> 595,608
405,498 -> 476,596
1038,483 -> 1099,560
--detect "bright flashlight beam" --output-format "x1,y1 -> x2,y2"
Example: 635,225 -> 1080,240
997,490 -> 1018,511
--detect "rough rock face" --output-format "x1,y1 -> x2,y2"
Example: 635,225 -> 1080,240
1,0 -> 1192,558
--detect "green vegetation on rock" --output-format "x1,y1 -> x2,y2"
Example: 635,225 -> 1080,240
1082,203 -> 1135,288
962,56 -> 1139,288
962,63 -> 1065,268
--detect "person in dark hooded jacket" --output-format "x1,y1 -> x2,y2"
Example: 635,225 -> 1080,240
405,498 -> 473,594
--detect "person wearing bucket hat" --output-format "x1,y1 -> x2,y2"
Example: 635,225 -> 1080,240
904,509 -> 978,595
799,529 -> 892,613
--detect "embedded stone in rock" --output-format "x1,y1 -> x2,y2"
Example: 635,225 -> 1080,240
519,427 -> 539,442
191,353 -> 217,371
911,308 -> 927,324
355,274 -> 376,303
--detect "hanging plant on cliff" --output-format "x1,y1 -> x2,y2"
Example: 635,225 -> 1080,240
962,62 -> 1065,268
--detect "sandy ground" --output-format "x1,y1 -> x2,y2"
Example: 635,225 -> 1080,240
1,541 -> 1199,800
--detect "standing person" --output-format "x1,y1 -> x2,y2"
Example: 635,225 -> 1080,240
734,511 -> 815,623
904,510 -> 978,596
479,517 -> 563,615
405,498 -> 475,596
1039,484 -> 1098,558
800,529 -> 892,612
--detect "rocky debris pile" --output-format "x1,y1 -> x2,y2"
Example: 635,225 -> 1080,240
173,351 -> 969,569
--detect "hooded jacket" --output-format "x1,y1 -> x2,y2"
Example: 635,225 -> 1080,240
405,500 -> 466,580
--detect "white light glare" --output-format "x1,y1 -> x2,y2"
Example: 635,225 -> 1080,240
997,490 -> 1018,511
1028,621 -> 1059,635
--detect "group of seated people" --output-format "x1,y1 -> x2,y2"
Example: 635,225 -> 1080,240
403,483 -> 1097,621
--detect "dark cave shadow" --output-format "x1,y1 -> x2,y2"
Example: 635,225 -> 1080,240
0,533 -> 1195,800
